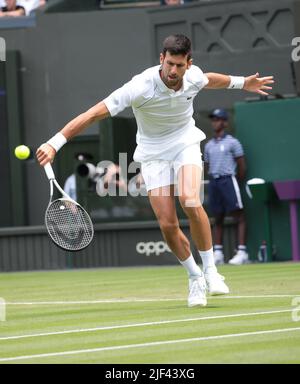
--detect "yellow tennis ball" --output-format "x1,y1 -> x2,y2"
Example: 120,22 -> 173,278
14,145 -> 31,160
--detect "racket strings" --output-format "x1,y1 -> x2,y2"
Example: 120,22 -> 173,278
45,199 -> 93,251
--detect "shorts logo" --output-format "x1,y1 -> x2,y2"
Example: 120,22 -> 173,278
136,241 -> 171,256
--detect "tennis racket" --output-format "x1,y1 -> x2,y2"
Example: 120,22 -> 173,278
44,163 -> 94,251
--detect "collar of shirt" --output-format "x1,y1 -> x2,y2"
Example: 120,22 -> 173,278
213,132 -> 227,142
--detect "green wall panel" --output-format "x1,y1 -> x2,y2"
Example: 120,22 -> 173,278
234,98 -> 300,261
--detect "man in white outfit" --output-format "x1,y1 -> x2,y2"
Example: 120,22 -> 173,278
36,35 -> 274,307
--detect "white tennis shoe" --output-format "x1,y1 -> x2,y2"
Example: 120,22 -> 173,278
188,275 -> 207,307
214,250 -> 225,265
204,266 -> 229,295
229,250 -> 249,265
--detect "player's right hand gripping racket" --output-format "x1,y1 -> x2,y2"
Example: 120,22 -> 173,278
44,163 -> 94,251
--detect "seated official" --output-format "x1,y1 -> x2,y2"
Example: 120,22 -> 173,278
0,0 -> 40,17
0,0 -> 25,16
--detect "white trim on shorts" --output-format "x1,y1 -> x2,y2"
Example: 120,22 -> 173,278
231,175 -> 243,209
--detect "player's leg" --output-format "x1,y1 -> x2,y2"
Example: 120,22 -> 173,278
175,146 -> 229,295
141,160 -> 193,262
148,185 -> 191,262
177,164 -> 213,251
148,187 -> 207,307
142,160 -> 206,307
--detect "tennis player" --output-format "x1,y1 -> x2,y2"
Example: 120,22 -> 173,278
36,34 -> 274,307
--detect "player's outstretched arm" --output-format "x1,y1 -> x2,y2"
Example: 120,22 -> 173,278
36,101 -> 110,166
204,72 -> 274,96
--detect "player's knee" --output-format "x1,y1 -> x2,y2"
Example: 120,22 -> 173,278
179,195 -> 202,211
181,205 -> 203,221
159,220 -> 179,236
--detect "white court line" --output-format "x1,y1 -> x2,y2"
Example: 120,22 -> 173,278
6,298 -> 182,305
4,294 -> 299,305
0,309 -> 292,341
0,326 -> 300,363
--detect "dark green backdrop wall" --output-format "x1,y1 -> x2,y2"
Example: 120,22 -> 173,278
234,98 -> 300,261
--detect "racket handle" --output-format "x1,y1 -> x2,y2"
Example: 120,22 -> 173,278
44,163 -> 55,180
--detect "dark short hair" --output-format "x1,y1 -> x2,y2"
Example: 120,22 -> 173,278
162,34 -> 192,61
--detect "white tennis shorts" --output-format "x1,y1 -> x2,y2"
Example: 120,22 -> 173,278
141,144 -> 203,192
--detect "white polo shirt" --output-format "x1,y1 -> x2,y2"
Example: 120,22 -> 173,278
104,64 -> 208,162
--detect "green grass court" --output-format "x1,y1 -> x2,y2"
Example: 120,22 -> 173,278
0,262 -> 300,364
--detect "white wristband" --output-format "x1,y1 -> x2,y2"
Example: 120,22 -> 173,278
227,75 -> 245,89
47,132 -> 67,152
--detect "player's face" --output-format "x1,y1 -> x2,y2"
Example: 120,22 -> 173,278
160,52 -> 192,90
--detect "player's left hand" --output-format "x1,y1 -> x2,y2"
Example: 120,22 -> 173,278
244,73 -> 274,96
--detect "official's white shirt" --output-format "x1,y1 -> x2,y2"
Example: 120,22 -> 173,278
18,0 -> 40,15
104,65 -> 208,162
63,174 -> 77,202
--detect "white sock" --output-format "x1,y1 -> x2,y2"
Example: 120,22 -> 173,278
199,247 -> 217,271
180,254 -> 202,278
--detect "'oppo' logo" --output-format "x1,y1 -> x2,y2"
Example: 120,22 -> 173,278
136,241 -> 171,256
